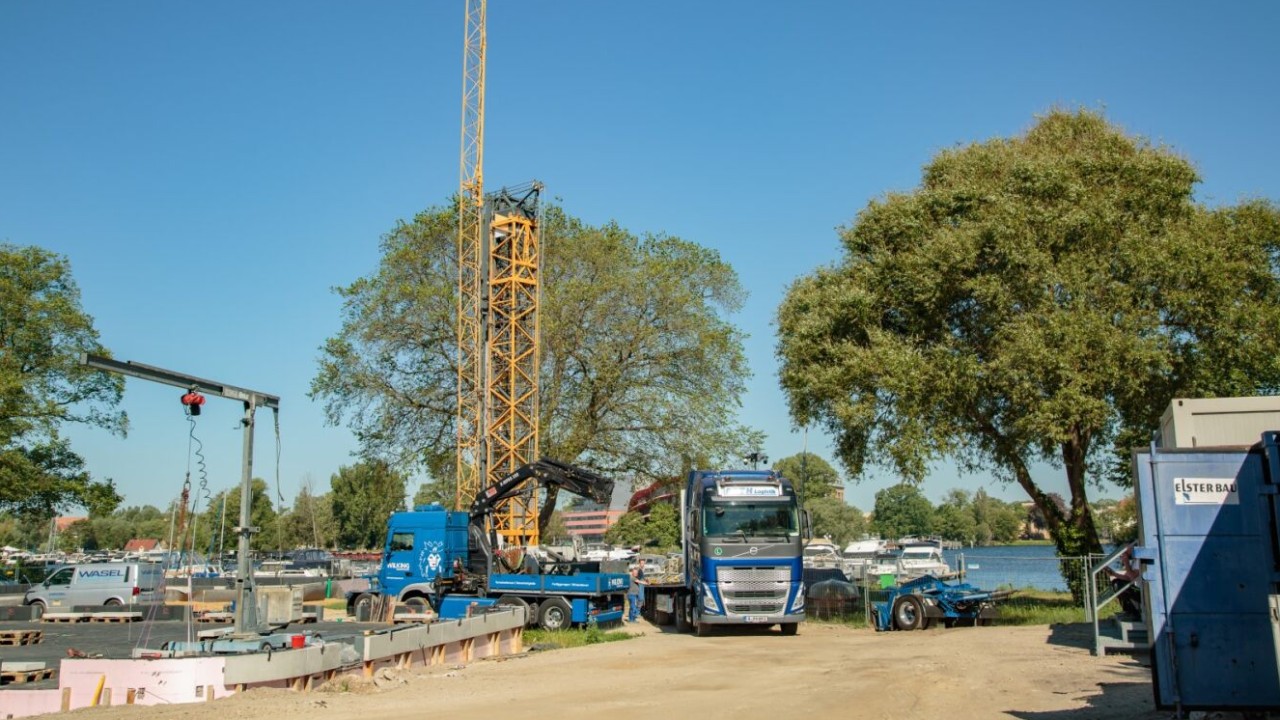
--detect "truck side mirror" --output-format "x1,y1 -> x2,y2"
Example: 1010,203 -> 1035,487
802,510 -> 813,540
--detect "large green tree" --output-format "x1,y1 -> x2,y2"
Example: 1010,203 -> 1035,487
311,203 -> 759,525
971,489 -> 1023,544
777,110 -> 1280,562
933,489 -> 979,545
330,460 -> 406,549
804,496 -> 867,546
604,502 -> 680,550
871,483 -> 935,540
277,481 -> 337,549
210,479 -> 280,552
0,244 -> 125,515
773,452 -> 839,503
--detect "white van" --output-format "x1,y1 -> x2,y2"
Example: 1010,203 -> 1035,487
24,562 -> 164,611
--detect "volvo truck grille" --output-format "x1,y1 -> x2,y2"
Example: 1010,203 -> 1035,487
719,566 -> 790,616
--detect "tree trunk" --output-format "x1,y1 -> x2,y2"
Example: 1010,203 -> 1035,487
987,422 -> 1104,603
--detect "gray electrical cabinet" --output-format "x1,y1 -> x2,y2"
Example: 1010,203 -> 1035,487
1132,433 -> 1280,712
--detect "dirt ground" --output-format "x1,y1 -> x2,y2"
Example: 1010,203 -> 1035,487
74,620 -> 1175,720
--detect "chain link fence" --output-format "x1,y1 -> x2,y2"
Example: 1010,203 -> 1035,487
804,552 -> 1117,627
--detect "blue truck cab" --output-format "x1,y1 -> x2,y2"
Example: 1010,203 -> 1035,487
685,470 -> 806,634
373,504 -> 471,607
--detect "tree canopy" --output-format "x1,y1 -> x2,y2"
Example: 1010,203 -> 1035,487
604,501 -> 679,550
330,460 -> 406,549
804,496 -> 867,546
311,203 -> 760,511
0,244 -> 125,516
871,484 -> 935,540
773,452 -> 839,503
776,109 -> 1280,558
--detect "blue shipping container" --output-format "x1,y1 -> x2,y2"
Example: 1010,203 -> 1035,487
1132,434 -> 1280,712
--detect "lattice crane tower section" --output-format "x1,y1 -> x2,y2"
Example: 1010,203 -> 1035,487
487,184 -> 542,546
455,0 -> 487,512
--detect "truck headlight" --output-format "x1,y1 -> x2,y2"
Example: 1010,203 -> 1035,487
702,584 -> 719,613
791,590 -> 805,612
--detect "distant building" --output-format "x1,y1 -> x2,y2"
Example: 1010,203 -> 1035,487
54,516 -> 87,532
561,509 -> 625,542
1019,501 -> 1051,540
123,538 -> 165,553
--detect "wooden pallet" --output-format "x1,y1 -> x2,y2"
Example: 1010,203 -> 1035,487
0,668 -> 56,685
40,613 -> 88,623
0,630 -> 43,646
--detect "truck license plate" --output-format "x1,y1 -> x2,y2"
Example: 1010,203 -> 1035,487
743,615 -> 768,623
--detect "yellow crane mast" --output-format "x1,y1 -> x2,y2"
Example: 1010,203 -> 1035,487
455,0 -> 487,515
455,0 -> 543,546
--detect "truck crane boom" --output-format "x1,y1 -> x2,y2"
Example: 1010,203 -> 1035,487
465,457 -> 613,576
470,458 -> 613,520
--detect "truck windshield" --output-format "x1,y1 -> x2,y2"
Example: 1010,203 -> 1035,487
703,501 -> 798,540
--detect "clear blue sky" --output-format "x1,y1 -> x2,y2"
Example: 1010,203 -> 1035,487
2,1 -> 1277,515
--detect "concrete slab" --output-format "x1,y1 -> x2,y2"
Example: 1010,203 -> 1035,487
0,661 -> 47,672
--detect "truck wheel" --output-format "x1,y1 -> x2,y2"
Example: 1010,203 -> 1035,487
352,593 -> 375,622
495,595 -> 531,625
892,595 -> 925,631
104,598 -> 123,607
675,595 -> 692,632
402,596 -> 429,612
693,608 -> 712,637
779,623 -> 799,636
537,597 -> 572,631
27,600 -> 46,618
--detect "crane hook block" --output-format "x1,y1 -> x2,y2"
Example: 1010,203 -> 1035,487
181,390 -> 206,415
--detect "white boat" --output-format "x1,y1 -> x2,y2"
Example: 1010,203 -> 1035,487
254,561 -> 326,579
894,542 -> 954,581
841,539 -> 888,581
581,546 -> 635,562
802,540 -> 844,573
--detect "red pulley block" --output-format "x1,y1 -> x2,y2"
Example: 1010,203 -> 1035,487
181,390 -> 205,415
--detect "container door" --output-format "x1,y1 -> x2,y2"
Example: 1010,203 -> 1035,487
1138,447 -> 1280,709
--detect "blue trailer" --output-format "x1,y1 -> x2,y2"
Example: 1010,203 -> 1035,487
1131,433 -> 1280,713
870,575 -> 1007,631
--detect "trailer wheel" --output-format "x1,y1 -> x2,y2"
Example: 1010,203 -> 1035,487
537,597 -> 572,630
892,595 -> 925,631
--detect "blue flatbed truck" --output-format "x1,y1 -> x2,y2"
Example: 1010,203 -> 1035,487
642,469 -> 808,636
350,458 -> 628,630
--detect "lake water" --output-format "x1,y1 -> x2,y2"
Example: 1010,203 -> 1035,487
941,544 -> 1098,592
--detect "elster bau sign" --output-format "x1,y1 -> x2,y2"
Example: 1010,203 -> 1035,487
1172,477 -> 1239,505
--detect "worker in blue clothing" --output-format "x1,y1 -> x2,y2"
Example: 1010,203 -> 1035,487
627,559 -> 646,622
